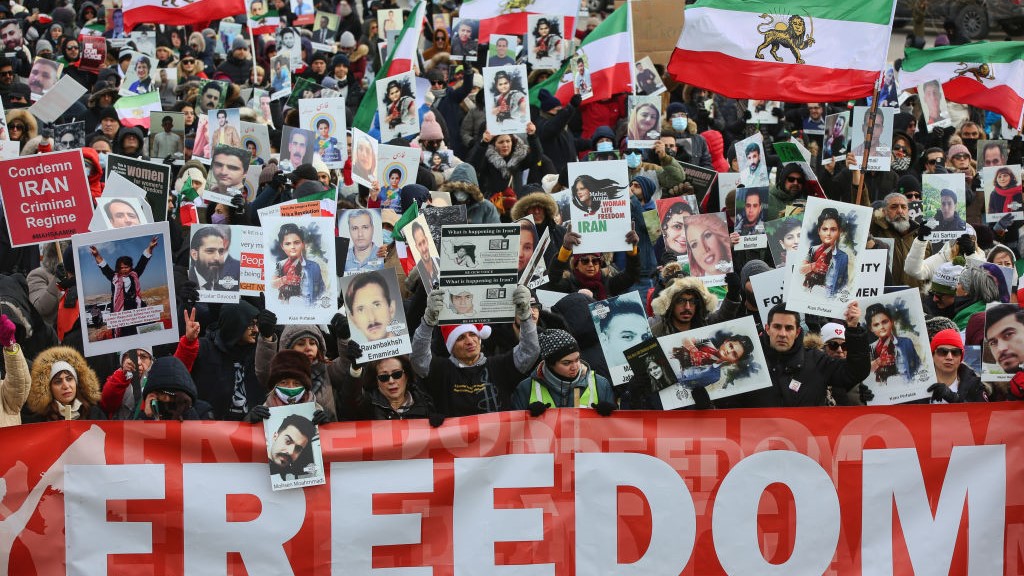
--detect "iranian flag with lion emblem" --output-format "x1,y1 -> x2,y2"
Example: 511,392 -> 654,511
668,0 -> 896,102
900,42 -> 1024,131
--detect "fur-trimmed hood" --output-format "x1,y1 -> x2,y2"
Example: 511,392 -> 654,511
438,163 -> 483,202
28,346 -> 101,415
6,108 -> 37,141
651,276 -> 717,318
483,134 -> 529,179
510,191 -> 558,222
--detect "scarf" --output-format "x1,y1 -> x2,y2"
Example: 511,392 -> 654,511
272,386 -> 311,405
52,398 -> 82,421
282,258 -> 302,288
539,361 -> 590,407
811,244 -> 832,275
994,183 -> 1022,199
484,137 -> 528,180
113,271 -> 141,312
572,262 -> 607,300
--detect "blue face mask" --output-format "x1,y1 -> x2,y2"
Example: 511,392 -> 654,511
382,229 -> 393,245
98,152 -> 108,172
596,141 -> 613,153
626,152 -> 642,168
671,117 -> 687,132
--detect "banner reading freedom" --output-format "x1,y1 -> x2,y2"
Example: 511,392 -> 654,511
1,404 -> 1021,574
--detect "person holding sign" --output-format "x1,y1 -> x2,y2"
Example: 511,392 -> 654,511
89,236 -> 158,337
571,174 -> 624,217
799,208 -> 849,298
547,226 -> 640,299
511,329 -> 615,414
345,271 -> 399,342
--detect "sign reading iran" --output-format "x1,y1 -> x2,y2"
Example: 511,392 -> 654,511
0,150 -> 93,247
1,404 -> 1021,574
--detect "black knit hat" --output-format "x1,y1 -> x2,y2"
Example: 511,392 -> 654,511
539,329 -> 579,366
267,349 -> 312,390
142,356 -> 198,401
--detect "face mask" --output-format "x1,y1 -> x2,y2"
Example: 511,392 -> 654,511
626,152 -> 642,168
98,152 -> 108,172
275,385 -> 306,402
431,88 -> 446,99
382,229 -> 393,245
596,141 -> 613,153
211,212 -> 228,224
453,191 -> 469,203
962,138 -> 979,153
671,117 -> 687,132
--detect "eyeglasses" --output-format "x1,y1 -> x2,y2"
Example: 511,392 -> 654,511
577,257 -> 601,265
934,347 -> 962,357
676,297 -> 698,308
66,45 -> 79,50
786,176 -> 804,184
0,70 -> 13,77
927,157 -> 945,165
376,369 -> 405,383
893,145 -> 908,153
929,290 -> 954,299
825,341 -> 847,351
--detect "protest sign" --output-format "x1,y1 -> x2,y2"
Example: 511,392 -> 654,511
402,214 -> 441,291
0,140 -> 19,159
149,111 -> 185,159
656,316 -> 771,409
237,225 -> 265,296
749,265 -> 787,322
203,145 -> 251,206
240,121 -> 272,167
338,208 -> 385,276
765,216 -> 802,268
851,249 -> 888,300
657,196 -> 696,262
28,75 -> 84,124
483,64 -> 530,136
94,196 -> 148,230
734,187 -> 768,250
678,162 -> 717,200
567,160 -> 631,253
526,14 -> 565,68
351,127 -> 378,188
72,221 -> 178,357
983,302 -> 1020,383
262,217 -> 337,325
590,291 -> 654,385
684,212 -> 732,286
373,144 -> 419,211
626,94 -> 661,148
438,223 -> 520,325
848,106 -> 895,172
551,190 -> 571,224
451,17 -> 480,61
377,71 -> 419,141
822,111 -> 849,166
188,224 -> 242,303
486,34 -> 519,66
0,149 -> 93,247
735,132 -> 768,187
919,80 -> 953,130
518,223 -> 550,289
422,204 -> 468,254
922,173 -> 968,241
785,197 -> 872,318
623,338 -> 676,399
339,267 -> 412,360
857,289 -> 936,404
716,172 -> 741,214
642,209 -> 661,244
208,108 -> 241,150
54,121 -> 85,151
634,55 -> 666,96
299,97 -> 347,168
79,35 -> 107,73
264,403 -> 326,491
979,139 -> 1009,168
982,164 -> 1023,223
106,153 -> 172,221
279,126 -> 315,173
747,100 -> 781,124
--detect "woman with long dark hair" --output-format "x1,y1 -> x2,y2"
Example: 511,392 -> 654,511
800,207 -> 849,296
571,174 -> 626,216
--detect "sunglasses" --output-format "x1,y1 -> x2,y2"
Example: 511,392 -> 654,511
929,290 -> 953,299
577,257 -> 602,265
66,45 -> 79,50
952,153 -> 970,160
786,176 -> 805,184
182,58 -> 195,64
826,341 -> 847,352
893,144 -> 908,153
9,123 -> 24,130
927,157 -> 945,165
934,347 -> 962,357
376,369 -> 405,383
905,192 -> 921,199
0,70 -> 13,77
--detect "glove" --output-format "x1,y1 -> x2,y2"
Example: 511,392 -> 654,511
180,281 -> 199,307
428,412 -> 446,427
562,229 -> 582,249
915,221 -> 932,242
569,94 -> 582,108
423,289 -> 445,327
249,405 -> 271,420
56,262 -> 75,289
927,383 -> 960,403
771,107 -> 783,118
345,340 -> 363,366
312,409 -> 330,425
55,263 -> 67,283
528,401 -> 549,417
995,212 -> 1015,233
329,312 -> 351,339
724,272 -> 741,302
743,110 -> 752,120
955,234 -> 975,257
271,171 -> 288,189
859,384 -> 875,404
230,194 -> 245,210
591,400 -> 617,417
513,285 -> 532,321
257,309 -> 278,338
0,314 -> 15,348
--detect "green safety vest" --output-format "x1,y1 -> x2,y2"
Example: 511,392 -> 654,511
530,372 -> 598,408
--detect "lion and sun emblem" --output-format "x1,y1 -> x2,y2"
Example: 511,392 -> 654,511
755,13 -> 815,64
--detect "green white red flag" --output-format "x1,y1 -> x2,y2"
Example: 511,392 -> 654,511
900,42 -> 1024,131
667,0 -> 896,102
459,0 -> 578,43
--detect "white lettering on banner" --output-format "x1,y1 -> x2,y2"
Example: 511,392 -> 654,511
713,451 -> 841,575
575,452 -> 695,573
861,446 -> 1006,575
182,463 -> 306,576
453,454 -> 554,576
331,460 -> 434,575
65,464 -> 164,576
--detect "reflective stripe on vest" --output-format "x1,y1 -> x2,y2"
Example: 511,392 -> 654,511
530,372 -> 598,408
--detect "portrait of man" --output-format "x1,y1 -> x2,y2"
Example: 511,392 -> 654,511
744,142 -> 762,178
636,59 -> 658,95
933,188 -> 967,233
210,109 -> 241,148
0,19 -> 22,50
921,80 -> 949,127
100,198 -> 144,229
803,102 -> 825,133
450,19 -> 478,60
343,209 -> 383,275
345,270 -> 399,342
151,114 -> 183,159
865,303 -> 921,383
448,290 -> 475,316
983,141 -> 1009,168
736,187 -> 766,236
189,226 -> 241,292
986,303 -> 1024,373
199,81 -> 225,113
28,58 -> 60,99
312,13 -> 336,43
488,36 -> 516,66
595,295 -> 652,367
208,146 -> 249,195
267,413 -> 315,479
55,122 -> 83,151
249,0 -> 267,17
410,220 -> 439,287
283,128 -> 313,171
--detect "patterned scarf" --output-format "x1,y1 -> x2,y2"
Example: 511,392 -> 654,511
113,270 -> 141,312
811,244 -> 832,275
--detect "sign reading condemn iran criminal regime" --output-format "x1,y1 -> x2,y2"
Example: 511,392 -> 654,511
0,150 -> 93,247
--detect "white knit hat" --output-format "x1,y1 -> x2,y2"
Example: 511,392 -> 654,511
820,322 -> 846,344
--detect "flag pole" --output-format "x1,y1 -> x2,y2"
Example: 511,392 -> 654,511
855,78 -> 882,206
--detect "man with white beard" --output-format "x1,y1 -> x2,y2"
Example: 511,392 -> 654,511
870,191 -> 922,288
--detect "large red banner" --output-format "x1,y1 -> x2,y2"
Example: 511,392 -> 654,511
2,404 -> 1022,575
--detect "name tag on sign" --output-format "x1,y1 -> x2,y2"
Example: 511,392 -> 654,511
789,379 -> 802,392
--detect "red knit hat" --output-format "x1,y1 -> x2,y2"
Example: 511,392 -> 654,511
930,328 -> 964,354
439,324 -> 492,354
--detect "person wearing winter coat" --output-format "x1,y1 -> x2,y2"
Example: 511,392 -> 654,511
926,329 -> 988,403
0,314 -> 29,427
191,301 -> 263,420
509,191 -> 566,269
545,227 -> 641,299
254,318 -> 345,421
25,346 -> 106,422
245,349 -> 332,424
437,163 -> 500,224
468,123 -> 542,205
535,90 -> 582,170
550,292 -> 610,379
340,355 -> 436,420
133,356 -> 213,421
26,242 -> 65,326
512,329 -> 615,413
904,232 -> 985,291
649,275 -> 744,337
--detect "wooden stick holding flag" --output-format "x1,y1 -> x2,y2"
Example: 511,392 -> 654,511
855,79 -> 882,207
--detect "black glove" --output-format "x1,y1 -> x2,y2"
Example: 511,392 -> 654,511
995,212 -> 1015,233
250,405 -> 270,420
256,309 -> 278,338
312,409 -> 330,425
428,412 -> 446,427
771,107 -> 783,118
345,340 -> 363,366
569,94 -> 582,108
915,221 -> 932,242
55,263 -> 75,289
180,281 -> 199,307
743,110 -> 752,120
591,400 -> 617,417
927,383 -> 961,403
271,171 -> 288,189
859,384 -> 875,404
691,387 -> 714,410
955,234 -> 975,256
230,194 -> 245,210
329,312 -> 351,339
724,272 -> 741,302
528,401 -> 549,417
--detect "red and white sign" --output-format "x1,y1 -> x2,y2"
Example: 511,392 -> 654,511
2,404 -> 1022,574
0,150 -> 93,247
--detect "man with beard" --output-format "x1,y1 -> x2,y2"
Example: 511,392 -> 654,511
767,163 -> 808,220
985,304 -> 1024,374
736,187 -> 766,236
189,226 -> 241,292
870,192 -> 921,287
208,146 -> 248,196
267,414 -> 316,479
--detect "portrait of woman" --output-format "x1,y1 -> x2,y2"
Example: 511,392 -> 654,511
428,151 -> 451,173
767,217 -> 801,266
988,166 -> 1022,215
352,134 -> 377,185
823,114 -> 847,162
672,334 -> 754,390
380,77 -> 416,137
660,201 -> 694,257
530,16 -> 563,67
488,69 -> 528,127
800,207 -> 849,297
272,223 -> 326,306
129,56 -> 154,94
571,174 -> 625,217
684,213 -> 733,277
627,101 -> 660,143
